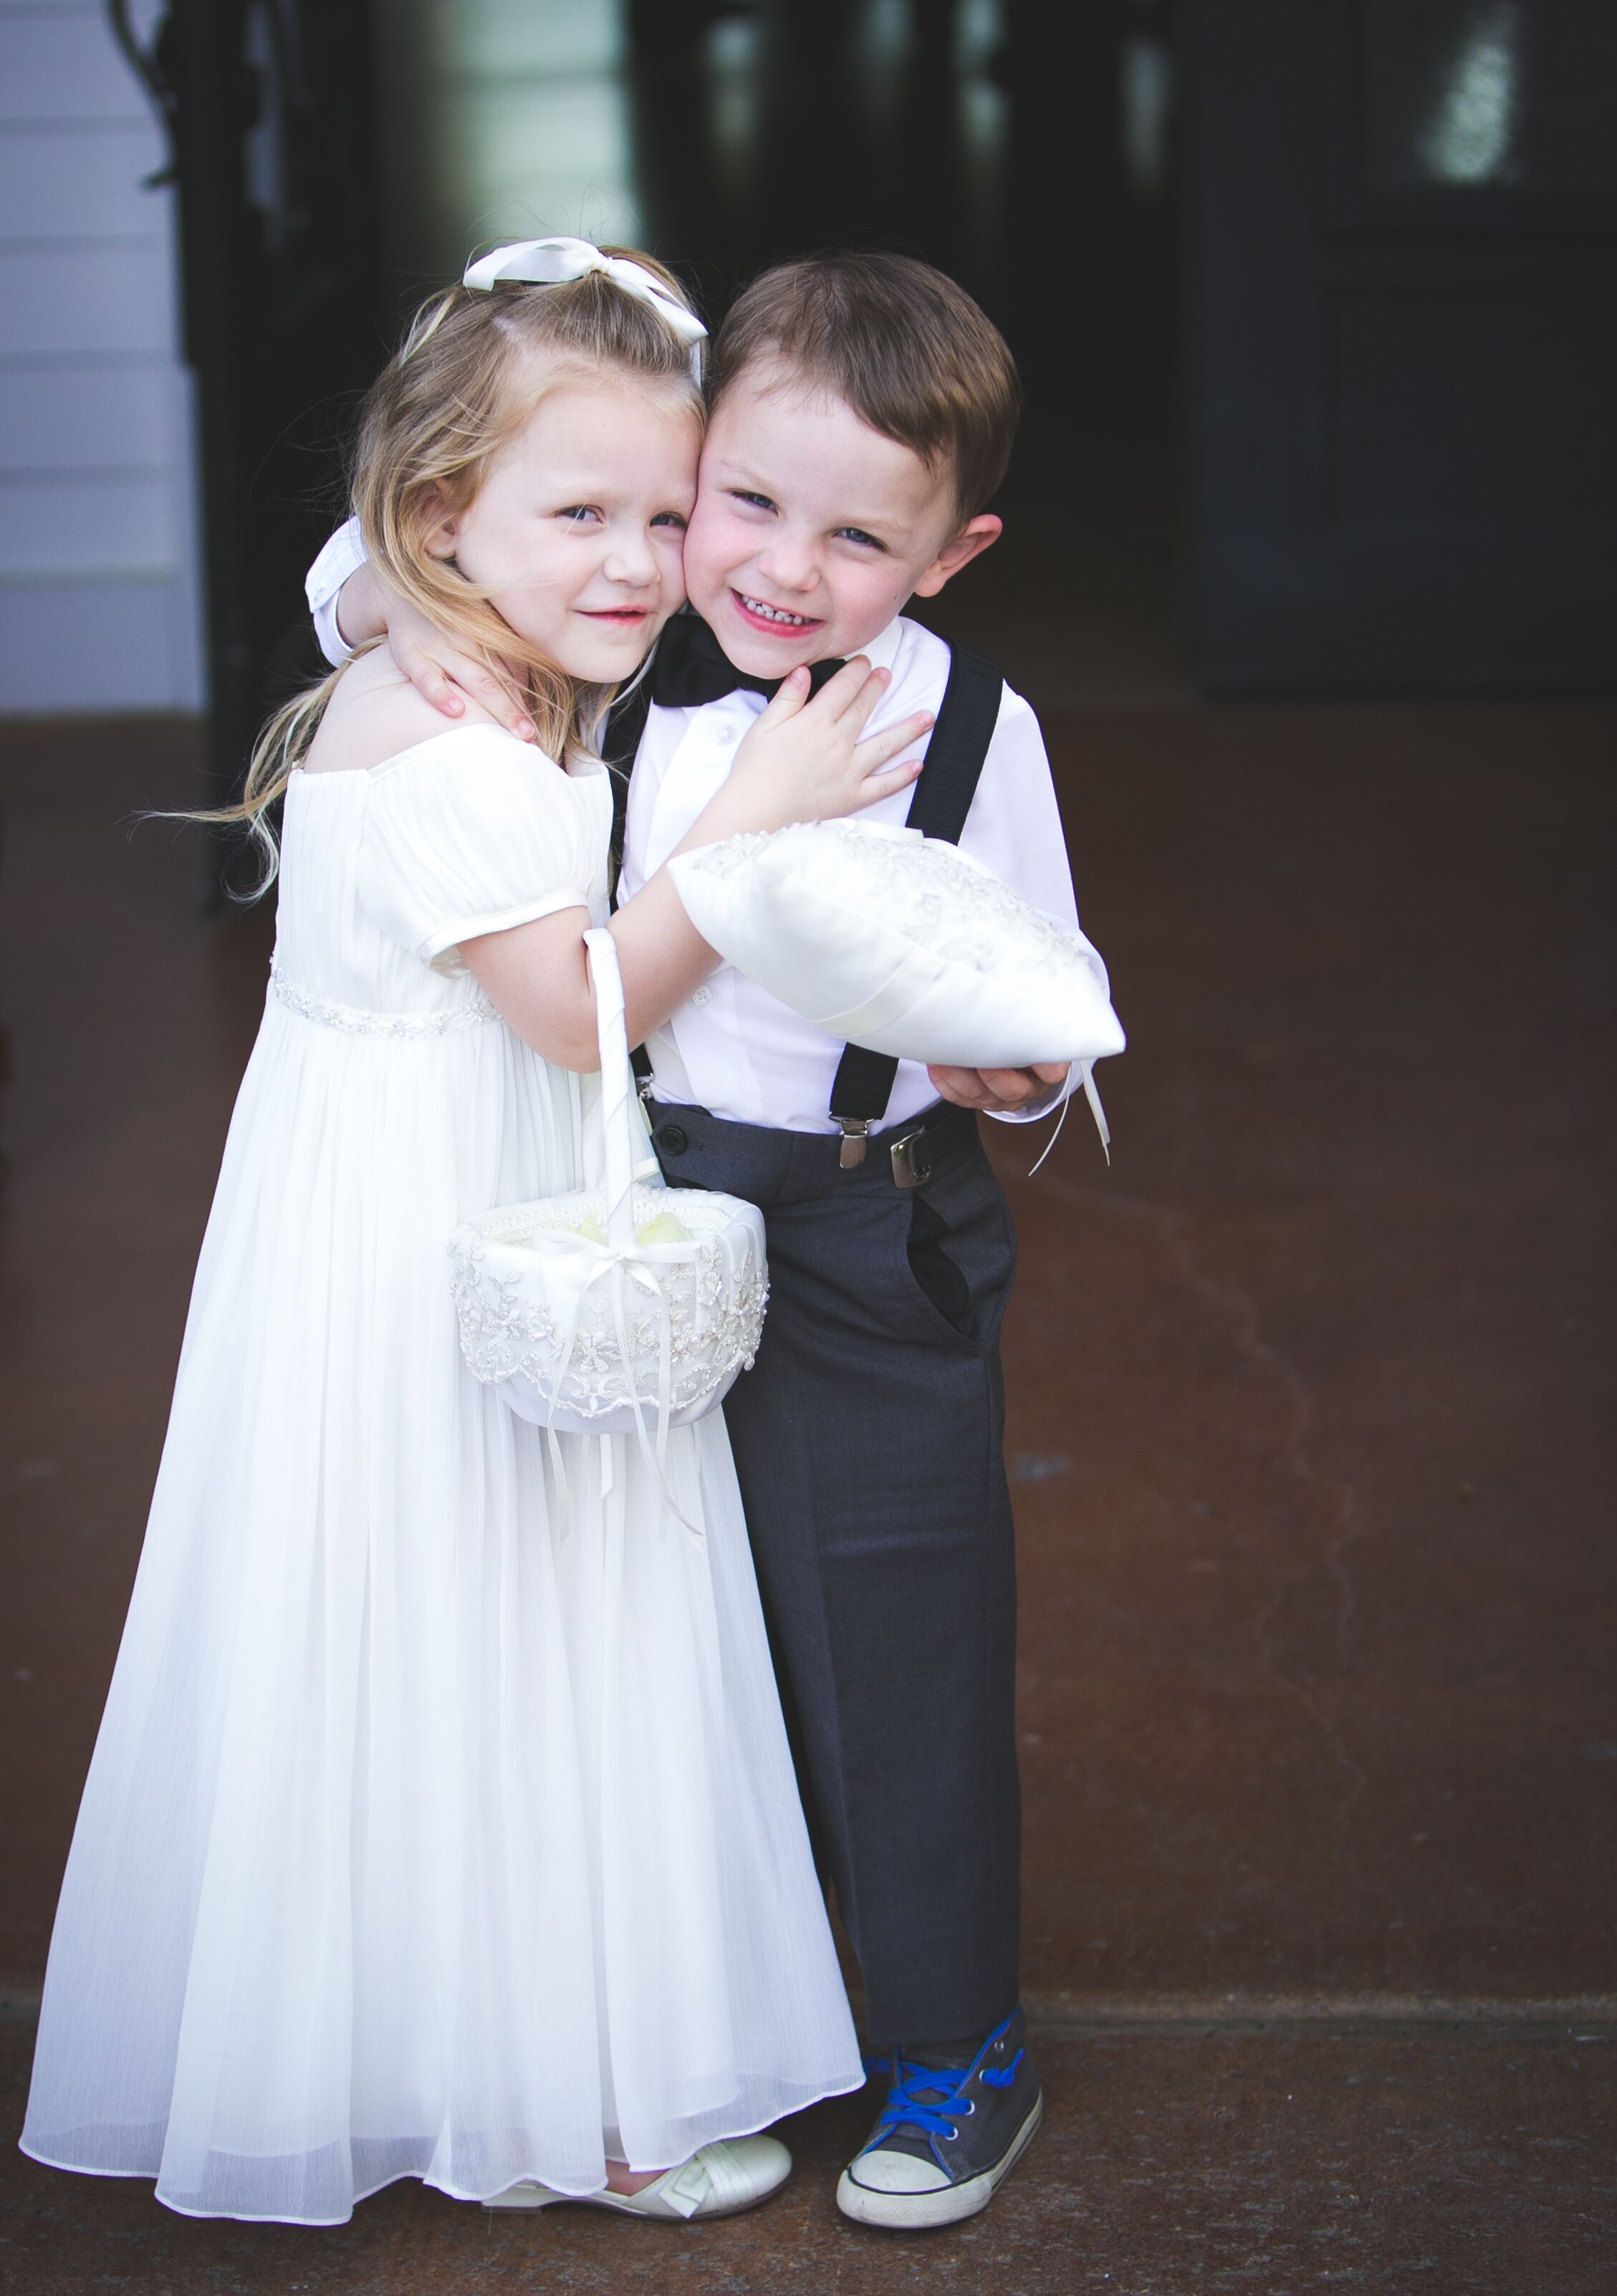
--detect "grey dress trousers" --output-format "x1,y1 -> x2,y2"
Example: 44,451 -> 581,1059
648,1094 -> 1022,2049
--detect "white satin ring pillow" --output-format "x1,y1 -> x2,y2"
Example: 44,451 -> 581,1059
668,820 -> 1126,1070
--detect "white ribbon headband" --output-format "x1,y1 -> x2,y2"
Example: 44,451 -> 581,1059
463,236 -> 706,380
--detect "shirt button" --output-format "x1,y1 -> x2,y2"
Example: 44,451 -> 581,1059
690,985 -> 712,1006
656,1124 -> 689,1157
715,723 -> 737,746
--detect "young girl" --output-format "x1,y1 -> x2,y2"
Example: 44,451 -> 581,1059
20,244 -> 930,2226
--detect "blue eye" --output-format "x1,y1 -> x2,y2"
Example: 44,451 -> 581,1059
558,505 -> 601,524
838,527 -> 884,550
651,511 -> 688,530
731,491 -> 775,513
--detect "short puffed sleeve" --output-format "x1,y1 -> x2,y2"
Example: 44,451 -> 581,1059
357,727 -> 608,973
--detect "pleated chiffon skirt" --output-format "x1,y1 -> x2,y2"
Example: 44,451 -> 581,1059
21,759 -> 860,2221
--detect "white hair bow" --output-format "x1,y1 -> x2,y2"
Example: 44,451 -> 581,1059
463,236 -> 706,379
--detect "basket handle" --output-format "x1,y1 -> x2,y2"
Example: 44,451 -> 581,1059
583,927 -> 639,1253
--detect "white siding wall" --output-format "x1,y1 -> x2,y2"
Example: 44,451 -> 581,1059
0,1 -> 203,711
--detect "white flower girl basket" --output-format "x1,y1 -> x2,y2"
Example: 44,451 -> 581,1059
448,929 -> 767,1463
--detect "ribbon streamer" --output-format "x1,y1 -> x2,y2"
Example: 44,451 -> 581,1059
535,1238 -> 706,1539
1028,1057 -> 1109,1179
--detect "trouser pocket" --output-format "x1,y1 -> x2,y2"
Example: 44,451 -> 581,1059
895,1148 -> 1017,1349
907,1189 -> 973,1331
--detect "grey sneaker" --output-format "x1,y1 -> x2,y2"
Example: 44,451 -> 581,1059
836,2007 -> 1042,2230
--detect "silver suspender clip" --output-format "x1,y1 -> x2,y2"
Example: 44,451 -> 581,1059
888,1123 -> 932,1191
838,1116 -> 933,1186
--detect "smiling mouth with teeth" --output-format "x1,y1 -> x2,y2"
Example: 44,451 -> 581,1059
736,591 -> 818,628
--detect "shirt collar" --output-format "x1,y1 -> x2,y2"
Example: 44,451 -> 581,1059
849,616 -> 906,677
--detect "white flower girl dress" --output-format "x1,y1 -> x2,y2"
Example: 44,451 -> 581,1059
21,725 -> 860,2223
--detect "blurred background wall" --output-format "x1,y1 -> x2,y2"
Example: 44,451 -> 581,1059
4,1 -> 1610,757
0,0 -> 375,802
0,1 -> 203,710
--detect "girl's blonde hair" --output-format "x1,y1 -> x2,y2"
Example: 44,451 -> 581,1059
211,247 -> 703,887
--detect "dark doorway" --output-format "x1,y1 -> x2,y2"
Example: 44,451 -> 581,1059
1185,0 -> 1617,691
621,1 -> 1186,702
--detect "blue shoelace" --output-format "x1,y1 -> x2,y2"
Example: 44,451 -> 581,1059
868,2055 -> 972,2143
864,2014 -> 1025,2148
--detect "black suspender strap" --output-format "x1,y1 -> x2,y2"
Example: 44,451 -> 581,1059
895,641 -> 1005,845
603,676 -> 653,899
828,642 -> 1004,1164
603,676 -> 656,1082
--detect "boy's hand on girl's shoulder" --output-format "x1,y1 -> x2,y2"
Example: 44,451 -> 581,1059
337,570 -> 537,742
929,1062 -> 1070,1114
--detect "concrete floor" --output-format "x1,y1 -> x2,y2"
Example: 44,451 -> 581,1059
2,703 -> 1615,2290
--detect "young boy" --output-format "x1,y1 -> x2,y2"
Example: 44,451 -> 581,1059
310,252 -> 1105,2231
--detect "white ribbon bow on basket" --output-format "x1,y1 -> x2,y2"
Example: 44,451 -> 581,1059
462,236 -> 707,381
448,931 -> 767,1537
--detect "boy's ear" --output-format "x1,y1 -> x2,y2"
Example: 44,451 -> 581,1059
911,513 -> 1002,600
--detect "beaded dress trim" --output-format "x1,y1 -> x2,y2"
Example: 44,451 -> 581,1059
269,957 -> 497,1038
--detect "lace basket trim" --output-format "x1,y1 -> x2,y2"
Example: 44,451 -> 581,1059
269,959 -> 496,1039
449,1197 -> 768,1420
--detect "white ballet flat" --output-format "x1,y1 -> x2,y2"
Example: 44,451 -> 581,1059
484,2134 -> 792,2221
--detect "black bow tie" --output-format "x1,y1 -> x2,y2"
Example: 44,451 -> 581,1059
651,611 -> 845,709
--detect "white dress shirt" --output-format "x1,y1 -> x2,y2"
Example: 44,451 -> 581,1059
307,517 -> 368,666
307,522 -> 1100,1137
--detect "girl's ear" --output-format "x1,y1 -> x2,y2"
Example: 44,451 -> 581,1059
911,513 -> 1002,600
420,484 -> 461,563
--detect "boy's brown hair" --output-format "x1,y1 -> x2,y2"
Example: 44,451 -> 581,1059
708,252 -> 1022,526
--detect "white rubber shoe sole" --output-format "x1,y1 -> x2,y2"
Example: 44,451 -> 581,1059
835,2092 -> 1043,2231
485,2134 -> 792,2222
